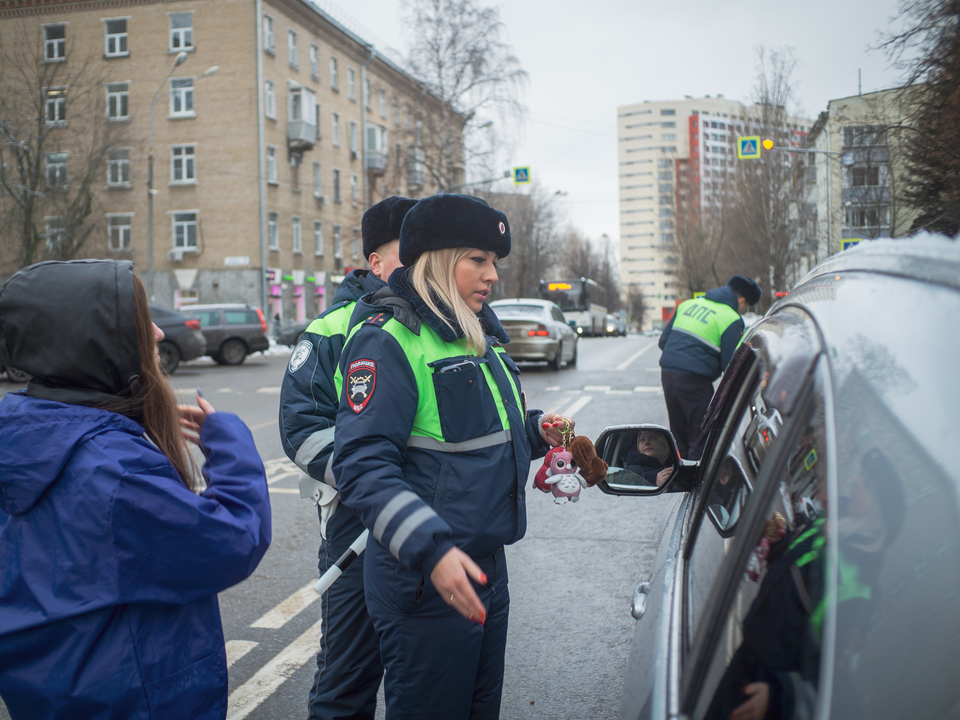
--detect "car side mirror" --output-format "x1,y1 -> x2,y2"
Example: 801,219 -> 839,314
594,424 -> 696,496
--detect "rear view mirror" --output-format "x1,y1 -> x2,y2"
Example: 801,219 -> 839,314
595,424 -> 681,495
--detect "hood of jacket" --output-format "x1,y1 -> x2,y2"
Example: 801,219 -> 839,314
332,268 -> 386,306
0,392 -> 142,516
704,285 -> 740,312
0,260 -> 143,411
388,266 -> 509,345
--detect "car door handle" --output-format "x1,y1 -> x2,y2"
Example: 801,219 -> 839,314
631,581 -> 651,620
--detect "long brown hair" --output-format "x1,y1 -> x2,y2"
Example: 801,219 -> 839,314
102,276 -> 197,489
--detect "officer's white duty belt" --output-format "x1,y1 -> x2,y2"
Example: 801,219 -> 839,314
406,428 -> 513,453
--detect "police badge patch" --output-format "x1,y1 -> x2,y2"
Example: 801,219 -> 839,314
289,339 -> 312,373
346,359 -> 376,413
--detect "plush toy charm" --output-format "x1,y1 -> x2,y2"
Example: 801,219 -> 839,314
533,419 -> 608,505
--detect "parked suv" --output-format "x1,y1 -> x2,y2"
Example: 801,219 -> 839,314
149,305 -> 207,374
594,234 -> 960,720
181,304 -> 269,365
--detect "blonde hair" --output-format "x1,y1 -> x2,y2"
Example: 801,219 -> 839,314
411,248 -> 487,355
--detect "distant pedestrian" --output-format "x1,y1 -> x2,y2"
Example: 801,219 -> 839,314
0,260 -> 271,720
273,312 -> 282,338
659,275 -> 761,460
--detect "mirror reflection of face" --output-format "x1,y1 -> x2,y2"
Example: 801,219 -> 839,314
637,430 -> 670,465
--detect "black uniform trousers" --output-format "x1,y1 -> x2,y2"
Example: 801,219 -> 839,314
661,370 -> 715,460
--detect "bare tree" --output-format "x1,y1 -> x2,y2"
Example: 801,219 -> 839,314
671,158 -> 727,294
878,0 -> 960,234
402,0 -> 527,190
0,20 -> 127,273
554,228 -> 620,311
624,284 -> 647,331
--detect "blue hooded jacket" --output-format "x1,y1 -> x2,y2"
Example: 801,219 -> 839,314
658,285 -> 745,380
0,260 -> 271,720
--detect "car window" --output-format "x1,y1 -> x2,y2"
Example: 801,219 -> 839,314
492,304 -> 546,318
190,310 -> 220,327
551,308 -> 566,323
683,362 -> 828,720
224,310 -> 258,325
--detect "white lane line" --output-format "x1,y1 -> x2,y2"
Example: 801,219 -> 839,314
226,618 -> 323,720
634,386 -> 663,393
583,385 -> 610,392
615,342 -> 657,371
225,640 -> 259,668
250,581 -> 320,629
563,395 -> 593,418
256,386 -> 282,394
544,386 -> 560,392
606,390 -> 633,395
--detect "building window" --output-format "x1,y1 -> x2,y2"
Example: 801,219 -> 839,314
169,79 -> 193,116
349,121 -> 358,155
659,183 -> 673,193
378,88 -> 386,118
333,224 -> 342,257
348,68 -> 356,101
851,166 -> 881,187
292,216 -> 302,253
172,212 -> 197,249
107,148 -> 130,186
44,25 -> 66,61
332,169 -> 341,203
330,57 -> 338,89
313,161 -> 321,195
843,125 -> 887,147
45,87 -> 66,125
265,79 -> 276,117
659,233 -> 674,243
314,220 -> 323,256
310,44 -> 319,79
660,109 -> 676,116
263,15 -> 274,52
169,13 -> 193,50
105,19 -> 127,56
268,212 -> 279,249
266,146 -> 277,183
659,220 -> 674,229
661,133 -> 676,141
45,217 -> 65,249
46,152 -> 67,188
658,171 -> 673,180
108,215 -> 132,250
350,174 -> 358,202
351,227 -> 360,258
846,205 -> 889,228
659,195 -> 671,205
657,159 -> 672,168
106,83 -> 129,120
288,30 -> 297,67
393,97 -> 400,125
171,145 -> 195,182
315,102 -> 322,140
331,113 -> 340,146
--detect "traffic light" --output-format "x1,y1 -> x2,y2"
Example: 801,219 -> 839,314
762,139 -> 774,151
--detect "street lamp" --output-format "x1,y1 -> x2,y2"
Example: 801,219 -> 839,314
145,54 -> 219,301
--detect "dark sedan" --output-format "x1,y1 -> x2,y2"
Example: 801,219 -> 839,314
594,234 -> 960,720
278,321 -> 310,347
149,305 -> 207,374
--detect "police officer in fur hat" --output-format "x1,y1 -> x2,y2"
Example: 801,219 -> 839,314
658,275 -> 762,460
279,195 -> 416,720
331,194 -> 575,720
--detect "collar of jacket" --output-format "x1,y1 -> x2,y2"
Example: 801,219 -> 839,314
333,268 -> 386,306
388,266 -> 510,345
703,285 -> 740,312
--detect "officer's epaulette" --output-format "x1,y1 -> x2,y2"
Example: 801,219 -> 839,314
364,311 -> 391,328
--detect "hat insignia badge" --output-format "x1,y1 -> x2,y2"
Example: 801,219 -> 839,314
498,221 -> 506,235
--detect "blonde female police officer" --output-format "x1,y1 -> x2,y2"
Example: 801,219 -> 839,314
332,194 -> 573,720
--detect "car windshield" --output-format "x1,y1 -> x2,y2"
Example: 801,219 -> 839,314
493,304 -> 546,318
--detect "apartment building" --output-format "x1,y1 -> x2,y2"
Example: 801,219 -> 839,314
804,87 -> 920,262
0,0 -> 461,321
617,96 -> 809,328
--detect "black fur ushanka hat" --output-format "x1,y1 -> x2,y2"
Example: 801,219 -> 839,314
398,193 -> 511,266
361,196 -> 418,260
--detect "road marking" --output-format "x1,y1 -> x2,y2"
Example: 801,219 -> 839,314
250,582 -> 320,629
263,457 -> 300,485
218,387 -> 238,393
615,342 -> 657,371
544,386 -> 560,392
634,386 -> 663,393
606,390 -> 633,395
249,418 -> 278,430
256,386 -> 282,394
225,640 -> 259,668
583,385 -> 610,392
562,395 -> 593,418
226,618 -> 323,720
542,396 -> 571,416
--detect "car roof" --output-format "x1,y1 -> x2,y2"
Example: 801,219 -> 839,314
489,298 -> 559,310
181,303 -> 254,310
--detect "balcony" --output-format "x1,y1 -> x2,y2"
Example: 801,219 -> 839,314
288,120 -> 317,152
365,150 -> 387,176
407,168 -> 424,188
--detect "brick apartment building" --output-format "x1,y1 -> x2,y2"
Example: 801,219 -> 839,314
0,0 -> 462,321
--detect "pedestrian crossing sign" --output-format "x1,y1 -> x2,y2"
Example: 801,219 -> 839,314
737,136 -> 761,160
841,239 -> 861,251
513,167 -> 531,185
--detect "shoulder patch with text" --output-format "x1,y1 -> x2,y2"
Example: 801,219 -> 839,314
288,339 -> 313,373
346,359 -> 377,413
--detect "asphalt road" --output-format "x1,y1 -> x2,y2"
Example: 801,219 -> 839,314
0,333 -> 676,720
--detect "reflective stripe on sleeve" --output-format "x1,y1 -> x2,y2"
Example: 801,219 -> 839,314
294,426 -> 337,474
373,490 -> 420,543
388,506 -> 439,560
406,429 -> 513,453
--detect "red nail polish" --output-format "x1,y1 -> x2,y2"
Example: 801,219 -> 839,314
542,422 -> 550,428
480,572 -> 488,584
469,615 -> 475,622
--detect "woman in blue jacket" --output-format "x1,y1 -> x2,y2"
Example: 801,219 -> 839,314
332,194 -> 572,720
0,260 -> 272,720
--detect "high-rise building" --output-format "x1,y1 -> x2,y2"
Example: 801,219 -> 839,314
617,96 -> 810,328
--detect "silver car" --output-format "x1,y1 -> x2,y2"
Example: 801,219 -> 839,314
595,235 -> 960,720
489,298 -> 578,370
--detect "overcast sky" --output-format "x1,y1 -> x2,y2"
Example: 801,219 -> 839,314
323,0 -> 908,246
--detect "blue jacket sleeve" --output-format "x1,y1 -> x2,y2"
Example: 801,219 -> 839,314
110,413 -> 272,605
279,325 -> 345,481
525,409 -> 550,460
718,317 -> 745,372
658,311 -> 676,350
332,325 -> 454,577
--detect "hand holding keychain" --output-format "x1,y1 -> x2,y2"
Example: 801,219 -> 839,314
533,415 -> 608,505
